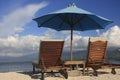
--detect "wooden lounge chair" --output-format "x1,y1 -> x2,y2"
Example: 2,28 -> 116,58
32,40 -> 68,80
86,37 -> 108,76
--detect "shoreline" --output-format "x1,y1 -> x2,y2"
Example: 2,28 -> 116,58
0,69 -> 120,80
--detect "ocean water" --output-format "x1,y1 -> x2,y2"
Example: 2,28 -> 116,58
0,51 -> 119,73
0,59 -> 119,73
0,62 -> 33,72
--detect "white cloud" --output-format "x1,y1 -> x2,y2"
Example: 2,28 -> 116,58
0,25 -> 120,58
0,2 -> 48,37
0,33 -> 63,57
101,25 -> 120,48
0,34 -> 88,57
0,35 -> 44,57
64,34 -> 89,50
96,29 -> 100,36
44,29 -> 58,39
64,25 -> 120,51
14,27 -> 24,33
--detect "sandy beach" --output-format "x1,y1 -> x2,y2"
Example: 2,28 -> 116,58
0,69 -> 120,80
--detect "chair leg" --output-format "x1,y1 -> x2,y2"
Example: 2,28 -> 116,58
51,71 -> 54,76
41,72 -> 44,80
93,69 -> 98,76
63,69 -> 68,79
72,65 -> 75,70
111,68 -> 116,74
86,67 -> 89,76
87,67 -> 89,72
83,63 -> 85,76
33,65 -> 35,73
59,69 -> 68,79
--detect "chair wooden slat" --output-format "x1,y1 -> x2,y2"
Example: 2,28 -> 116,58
32,40 -> 68,79
86,37 -> 107,76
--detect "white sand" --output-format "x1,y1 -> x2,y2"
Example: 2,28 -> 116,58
0,69 -> 120,80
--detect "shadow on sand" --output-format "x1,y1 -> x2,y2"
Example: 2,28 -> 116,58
17,71 -> 65,80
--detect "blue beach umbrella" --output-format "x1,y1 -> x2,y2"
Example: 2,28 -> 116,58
33,4 -> 113,61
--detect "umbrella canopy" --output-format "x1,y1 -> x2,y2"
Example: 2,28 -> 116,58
33,4 -> 113,61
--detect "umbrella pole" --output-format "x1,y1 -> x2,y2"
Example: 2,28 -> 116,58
70,38 -> 72,61
70,27 -> 73,61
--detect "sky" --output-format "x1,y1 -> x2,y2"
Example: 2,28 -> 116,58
0,0 -> 120,59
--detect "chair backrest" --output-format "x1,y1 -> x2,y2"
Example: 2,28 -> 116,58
39,40 -> 64,67
86,37 -> 107,67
